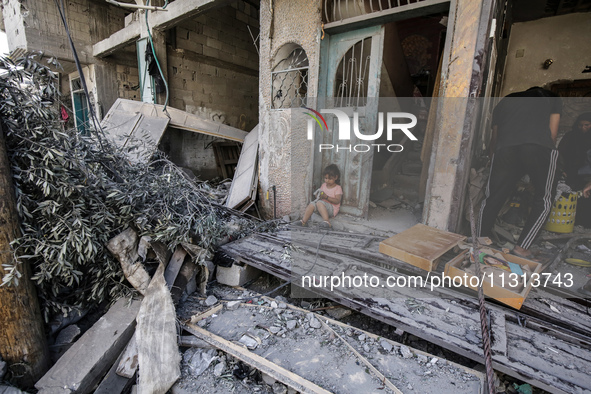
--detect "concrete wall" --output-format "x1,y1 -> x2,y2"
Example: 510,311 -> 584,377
161,129 -> 220,180
4,0 -> 127,64
501,13 -> 591,96
167,3 -> 259,131
2,0 -> 134,118
259,0 -> 322,218
163,2 -> 259,179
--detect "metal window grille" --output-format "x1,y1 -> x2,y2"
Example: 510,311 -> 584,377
334,37 -> 372,107
271,47 -> 309,109
323,0 -> 430,23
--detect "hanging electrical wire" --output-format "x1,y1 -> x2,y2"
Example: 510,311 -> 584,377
54,0 -> 105,138
145,0 -> 170,112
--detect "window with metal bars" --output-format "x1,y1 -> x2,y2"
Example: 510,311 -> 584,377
271,46 -> 309,109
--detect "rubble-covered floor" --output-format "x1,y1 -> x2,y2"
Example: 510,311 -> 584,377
174,285 -> 483,394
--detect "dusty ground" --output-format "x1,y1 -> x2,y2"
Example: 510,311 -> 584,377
174,285 -> 484,394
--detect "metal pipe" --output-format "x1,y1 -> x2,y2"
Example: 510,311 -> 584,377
272,185 -> 277,220
105,0 -> 168,11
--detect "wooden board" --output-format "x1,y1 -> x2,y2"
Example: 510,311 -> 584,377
182,323 -> 332,394
226,125 -> 259,209
35,298 -> 140,393
220,232 -> 591,394
379,223 -> 466,271
163,245 -> 188,289
445,249 -> 543,310
95,346 -> 136,394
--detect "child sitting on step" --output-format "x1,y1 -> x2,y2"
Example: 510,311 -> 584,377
298,164 -> 343,228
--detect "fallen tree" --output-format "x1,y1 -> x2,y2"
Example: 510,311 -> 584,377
0,54 -> 269,321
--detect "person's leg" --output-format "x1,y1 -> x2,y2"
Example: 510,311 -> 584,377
478,147 -> 523,238
575,196 -> 591,228
301,203 -> 316,224
517,146 -> 559,250
316,201 -> 331,223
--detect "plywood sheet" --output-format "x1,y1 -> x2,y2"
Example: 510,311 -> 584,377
379,224 -> 466,271
226,125 -> 259,210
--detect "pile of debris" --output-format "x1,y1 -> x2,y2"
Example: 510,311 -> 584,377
0,55 -> 269,323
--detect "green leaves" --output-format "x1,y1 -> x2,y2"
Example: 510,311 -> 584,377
0,54 -> 272,321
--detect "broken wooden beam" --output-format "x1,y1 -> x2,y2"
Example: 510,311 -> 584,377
182,322 -> 332,394
35,297 -> 141,394
116,333 -> 138,379
94,347 -> 136,394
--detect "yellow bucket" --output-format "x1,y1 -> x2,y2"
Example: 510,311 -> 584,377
544,193 -> 577,233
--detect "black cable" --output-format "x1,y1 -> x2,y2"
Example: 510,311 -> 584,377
54,0 -> 104,138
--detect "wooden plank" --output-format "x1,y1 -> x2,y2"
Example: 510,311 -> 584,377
116,333 -> 138,379
220,234 -> 591,394
35,298 -> 141,394
95,347 -> 136,394
320,320 -> 402,394
379,224 -> 466,271
182,323 -> 332,394
226,125 -> 259,209
163,245 -> 188,289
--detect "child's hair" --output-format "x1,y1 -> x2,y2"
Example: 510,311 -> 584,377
323,164 -> 341,184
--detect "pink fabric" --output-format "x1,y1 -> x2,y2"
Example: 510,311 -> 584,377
320,183 -> 343,216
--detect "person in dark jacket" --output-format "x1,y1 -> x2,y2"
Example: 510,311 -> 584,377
558,112 -> 591,227
478,87 -> 562,258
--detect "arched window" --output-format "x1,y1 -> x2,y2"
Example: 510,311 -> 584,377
271,45 -> 309,109
334,37 -> 371,107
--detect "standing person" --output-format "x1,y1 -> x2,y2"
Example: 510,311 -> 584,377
478,87 -> 562,258
298,164 -> 343,228
558,112 -> 591,227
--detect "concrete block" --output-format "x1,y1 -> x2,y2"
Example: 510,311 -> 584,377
216,262 -> 261,287
35,298 -> 141,394
221,42 -> 236,55
202,25 -> 218,39
206,37 -> 223,50
203,46 -> 219,59
235,11 -> 249,24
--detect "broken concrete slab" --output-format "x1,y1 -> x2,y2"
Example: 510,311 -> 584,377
216,262 -> 261,287
35,297 -> 141,394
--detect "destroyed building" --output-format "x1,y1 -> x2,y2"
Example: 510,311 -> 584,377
2,0 -> 590,227
1,0 -> 591,393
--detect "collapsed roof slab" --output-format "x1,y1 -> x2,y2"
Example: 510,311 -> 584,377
103,98 -> 248,143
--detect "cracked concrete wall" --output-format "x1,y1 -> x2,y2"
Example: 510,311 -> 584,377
165,2 -> 259,179
259,0 -> 323,219
500,13 -> 591,96
1,0 -> 134,119
167,3 -> 259,132
2,0 -> 126,64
